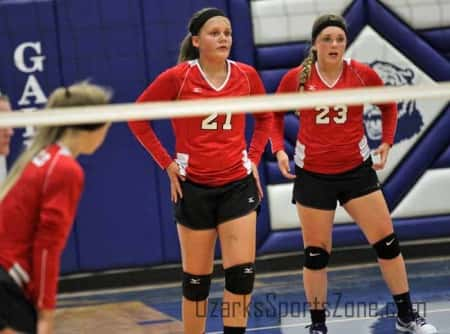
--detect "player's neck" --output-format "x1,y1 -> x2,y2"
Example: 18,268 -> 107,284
198,58 -> 227,75
58,133 -> 81,158
316,61 -> 343,84
198,58 -> 228,88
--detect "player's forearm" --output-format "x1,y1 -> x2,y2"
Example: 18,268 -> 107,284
380,103 -> 398,145
248,112 -> 273,164
270,112 -> 285,153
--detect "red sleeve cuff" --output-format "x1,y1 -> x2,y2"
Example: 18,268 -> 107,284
160,155 -> 174,170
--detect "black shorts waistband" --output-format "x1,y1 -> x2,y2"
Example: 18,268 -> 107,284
0,266 -> 16,285
296,158 -> 373,178
185,173 -> 253,189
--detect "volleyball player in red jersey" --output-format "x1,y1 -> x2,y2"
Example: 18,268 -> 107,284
271,14 -> 436,334
129,7 -> 272,334
0,83 -> 111,334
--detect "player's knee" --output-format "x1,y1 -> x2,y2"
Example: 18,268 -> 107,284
182,272 -> 212,301
225,263 -> 255,295
304,246 -> 330,270
373,233 -> 401,259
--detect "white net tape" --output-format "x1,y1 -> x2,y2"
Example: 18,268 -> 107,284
1,82 -> 449,128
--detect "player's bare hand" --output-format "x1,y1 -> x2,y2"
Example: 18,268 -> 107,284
37,309 -> 54,334
276,150 -> 296,179
372,143 -> 391,170
166,161 -> 186,203
251,162 -> 264,199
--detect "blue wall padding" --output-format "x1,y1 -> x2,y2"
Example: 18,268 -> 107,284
343,0 -> 367,43
0,1 -> 62,100
384,107 -> 450,210
256,44 -> 307,70
259,69 -> 290,93
75,124 -> 163,270
55,0 -> 149,101
420,28 -> 450,57
228,0 -> 255,65
367,0 -> 450,81
258,215 -> 450,255
432,146 -> 450,169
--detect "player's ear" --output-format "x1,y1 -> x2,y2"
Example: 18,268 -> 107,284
192,35 -> 200,48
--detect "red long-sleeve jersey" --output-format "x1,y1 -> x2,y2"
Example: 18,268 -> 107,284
271,59 -> 397,174
129,59 -> 273,186
0,144 -> 83,309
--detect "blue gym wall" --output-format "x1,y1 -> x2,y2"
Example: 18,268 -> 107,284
0,0 -> 449,274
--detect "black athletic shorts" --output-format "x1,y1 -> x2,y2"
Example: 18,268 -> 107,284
293,158 -> 381,210
0,266 -> 37,334
174,173 -> 260,230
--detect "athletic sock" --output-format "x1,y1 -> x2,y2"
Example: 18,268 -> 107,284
223,326 -> 246,333
310,309 -> 326,324
393,291 -> 413,320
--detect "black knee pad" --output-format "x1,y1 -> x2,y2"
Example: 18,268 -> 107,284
304,246 -> 330,270
182,272 -> 212,301
373,233 -> 401,259
225,263 -> 255,295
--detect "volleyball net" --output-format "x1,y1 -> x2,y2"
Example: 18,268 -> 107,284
0,82 -> 449,128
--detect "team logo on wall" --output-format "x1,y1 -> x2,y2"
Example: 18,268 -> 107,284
364,61 -> 424,148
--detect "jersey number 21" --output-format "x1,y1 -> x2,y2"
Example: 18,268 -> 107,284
201,111 -> 232,130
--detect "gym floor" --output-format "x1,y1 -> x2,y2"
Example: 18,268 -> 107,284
55,255 -> 450,333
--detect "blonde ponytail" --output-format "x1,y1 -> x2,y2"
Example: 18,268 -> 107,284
178,33 -> 199,63
0,81 -> 111,201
